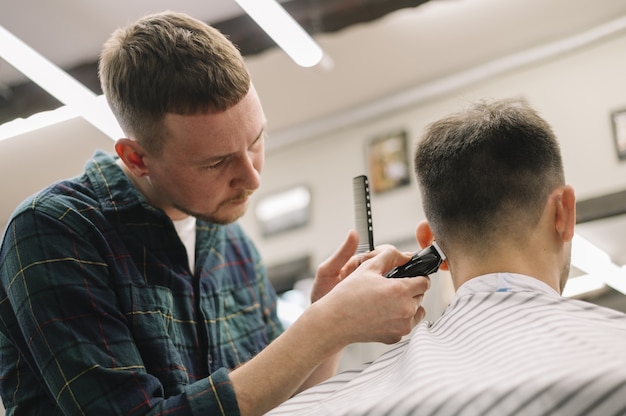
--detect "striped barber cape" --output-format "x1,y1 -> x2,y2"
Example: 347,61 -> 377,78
267,273 -> 626,416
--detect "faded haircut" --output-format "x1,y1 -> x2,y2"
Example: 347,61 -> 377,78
98,11 -> 250,154
414,99 -> 565,253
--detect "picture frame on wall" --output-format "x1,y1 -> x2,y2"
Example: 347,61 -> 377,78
611,108 -> 626,161
366,130 -> 411,194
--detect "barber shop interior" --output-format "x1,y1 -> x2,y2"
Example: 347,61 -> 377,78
1,1 -> 626,414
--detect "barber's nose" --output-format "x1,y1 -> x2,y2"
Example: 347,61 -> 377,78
234,152 -> 262,190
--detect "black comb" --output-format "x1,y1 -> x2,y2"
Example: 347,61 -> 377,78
353,175 -> 374,254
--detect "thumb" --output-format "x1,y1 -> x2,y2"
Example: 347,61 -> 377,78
366,246 -> 412,275
318,230 -> 360,274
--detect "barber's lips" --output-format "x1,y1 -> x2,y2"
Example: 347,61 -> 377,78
231,197 -> 247,205
230,192 -> 252,205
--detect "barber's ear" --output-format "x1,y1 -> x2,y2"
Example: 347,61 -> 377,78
115,139 -> 149,177
555,185 -> 576,243
416,220 -> 449,271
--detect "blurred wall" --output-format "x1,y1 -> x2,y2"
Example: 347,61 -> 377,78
239,30 -> 626,276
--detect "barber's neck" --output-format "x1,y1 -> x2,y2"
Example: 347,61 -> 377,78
116,158 -> 189,221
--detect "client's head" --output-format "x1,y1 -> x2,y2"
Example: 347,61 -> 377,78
414,99 -> 570,288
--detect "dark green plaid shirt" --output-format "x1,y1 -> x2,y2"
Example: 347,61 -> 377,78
0,151 -> 283,415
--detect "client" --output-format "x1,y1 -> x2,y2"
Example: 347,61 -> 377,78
267,98 -> 626,416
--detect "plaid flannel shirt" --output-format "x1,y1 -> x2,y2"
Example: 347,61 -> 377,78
0,151 -> 283,415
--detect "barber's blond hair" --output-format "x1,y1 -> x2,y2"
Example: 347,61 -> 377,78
99,11 -> 250,153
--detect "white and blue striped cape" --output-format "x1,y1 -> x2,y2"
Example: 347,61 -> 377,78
267,273 -> 626,416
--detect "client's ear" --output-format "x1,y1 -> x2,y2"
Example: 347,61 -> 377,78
416,220 -> 449,271
556,185 -> 576,243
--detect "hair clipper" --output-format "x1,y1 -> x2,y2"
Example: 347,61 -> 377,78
385,241 -> 446,278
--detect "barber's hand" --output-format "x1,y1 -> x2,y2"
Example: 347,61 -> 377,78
313,246 -> 430,345
310,230 -> 390,303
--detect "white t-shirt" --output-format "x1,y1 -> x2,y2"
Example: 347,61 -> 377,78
173,216 -> 196,272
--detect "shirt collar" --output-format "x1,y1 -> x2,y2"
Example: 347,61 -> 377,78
85,150 -> 154,214
455,273 -> 560,298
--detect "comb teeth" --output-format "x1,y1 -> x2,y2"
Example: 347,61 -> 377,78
353,175 -> 374,254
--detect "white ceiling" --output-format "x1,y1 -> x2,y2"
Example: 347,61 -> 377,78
2,0 -> 626,134
0,0 -> 244,85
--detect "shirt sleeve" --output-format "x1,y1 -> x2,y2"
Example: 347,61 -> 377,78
0,208 -> 240,415
187,368 -> 240,415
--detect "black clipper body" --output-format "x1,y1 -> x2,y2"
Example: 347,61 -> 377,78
385,241 -> 446,278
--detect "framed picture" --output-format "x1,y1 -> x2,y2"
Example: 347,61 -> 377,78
611,108 -> 626,160
366,130 -> 411,194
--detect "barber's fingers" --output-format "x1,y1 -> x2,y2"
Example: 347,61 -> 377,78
413,304 -> 427,325
413,294 -> 426,311
357,246 -> 413,274
407,294 -> 427,328
317,230 -> 360,275
403,275 -> 431,297
346,243 -> 402,276
350,249 -> 432,301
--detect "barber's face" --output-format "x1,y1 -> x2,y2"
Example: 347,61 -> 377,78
140,85 -> 266,224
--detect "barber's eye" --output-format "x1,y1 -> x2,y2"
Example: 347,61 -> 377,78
249,133 -> 266,151
206,159 -> 227,170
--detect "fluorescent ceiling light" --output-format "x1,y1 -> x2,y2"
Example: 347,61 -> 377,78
0,95 -> 120,142
0,25 -> 122,139
235,0 -> 324,67
0,105 -> 78,141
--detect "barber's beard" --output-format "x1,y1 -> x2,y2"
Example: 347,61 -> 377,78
174,191 -> 253,225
